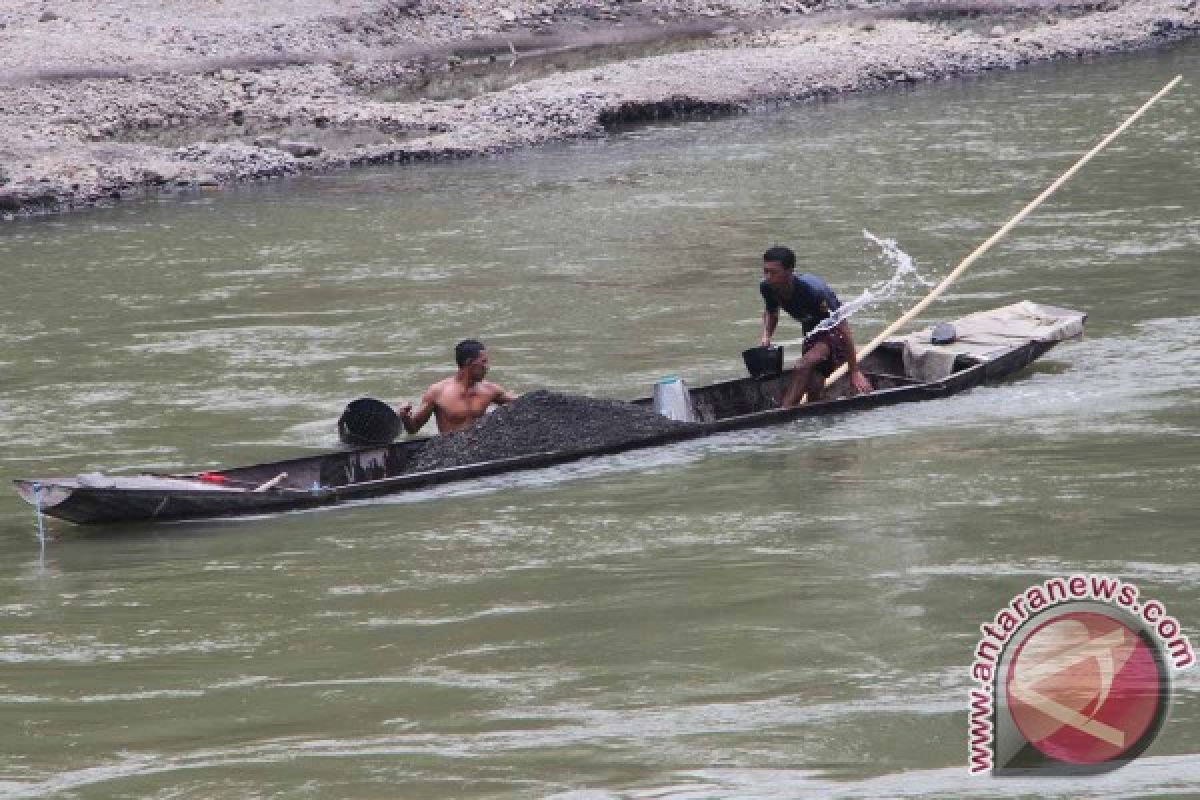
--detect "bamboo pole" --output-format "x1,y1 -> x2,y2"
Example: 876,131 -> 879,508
822,75 -> 1183,392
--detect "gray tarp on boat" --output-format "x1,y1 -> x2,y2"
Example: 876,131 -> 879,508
897,301 -> 1086,382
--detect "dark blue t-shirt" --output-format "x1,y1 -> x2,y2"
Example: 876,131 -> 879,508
759,273 -> 841,334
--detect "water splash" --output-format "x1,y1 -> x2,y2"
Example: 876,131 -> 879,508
803,230 -> 934,341
863,229 -> 934,292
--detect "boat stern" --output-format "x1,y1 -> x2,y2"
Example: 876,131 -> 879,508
13,480 -> 74,510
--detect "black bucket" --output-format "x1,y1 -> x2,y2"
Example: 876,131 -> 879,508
338,397 -> 401,446
742,345 -> 784,380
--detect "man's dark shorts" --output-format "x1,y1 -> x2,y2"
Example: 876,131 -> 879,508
801,329 -> 849,378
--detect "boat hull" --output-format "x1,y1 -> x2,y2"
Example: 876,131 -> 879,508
13,304 -> 1086,526
14,480 -> 335,526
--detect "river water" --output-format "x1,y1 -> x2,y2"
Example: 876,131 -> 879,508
1,42 -> 1198,799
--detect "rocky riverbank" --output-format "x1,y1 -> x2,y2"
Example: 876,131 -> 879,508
0,0 -> 1195,218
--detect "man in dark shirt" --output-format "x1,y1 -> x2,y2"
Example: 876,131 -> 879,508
758,245 -> 872,405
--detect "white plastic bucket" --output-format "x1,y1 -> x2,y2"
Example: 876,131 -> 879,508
653,376 -> 696,422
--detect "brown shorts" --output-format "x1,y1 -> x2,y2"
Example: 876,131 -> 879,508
802,329 -> 849,378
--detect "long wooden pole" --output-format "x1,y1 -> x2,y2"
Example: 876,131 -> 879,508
823,74 -> 1183,390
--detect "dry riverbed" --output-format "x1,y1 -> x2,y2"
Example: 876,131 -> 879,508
0,0 -> 1195,218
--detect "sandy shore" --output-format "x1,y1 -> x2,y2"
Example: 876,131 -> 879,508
0,0 -> 1195,218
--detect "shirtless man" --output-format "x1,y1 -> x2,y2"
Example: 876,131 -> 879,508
397,339 -> 517,435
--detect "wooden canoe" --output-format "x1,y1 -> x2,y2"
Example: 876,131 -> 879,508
13,302 -> 1086,526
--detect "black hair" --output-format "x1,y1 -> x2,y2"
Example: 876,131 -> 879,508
455,339 -> 486,367
762,245 -> 796,271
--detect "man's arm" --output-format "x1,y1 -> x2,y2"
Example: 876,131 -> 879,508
836,319 -> 873,395
761,309 -> 779,347
493,385 -> 518,405
399,387 -> 438,434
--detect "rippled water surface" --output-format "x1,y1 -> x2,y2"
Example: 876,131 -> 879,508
1,43 -> 1198,798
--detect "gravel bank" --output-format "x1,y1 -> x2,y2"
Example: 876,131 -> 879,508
0,0 -> 1195,218
409,390 -> 696,471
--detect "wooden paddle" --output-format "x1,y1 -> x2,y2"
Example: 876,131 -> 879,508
817,75 -> 1184,398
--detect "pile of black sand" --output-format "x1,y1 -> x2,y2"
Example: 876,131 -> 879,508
409,390 -> 698,472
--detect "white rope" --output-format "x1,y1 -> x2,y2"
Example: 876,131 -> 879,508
32,482 -> 47,550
